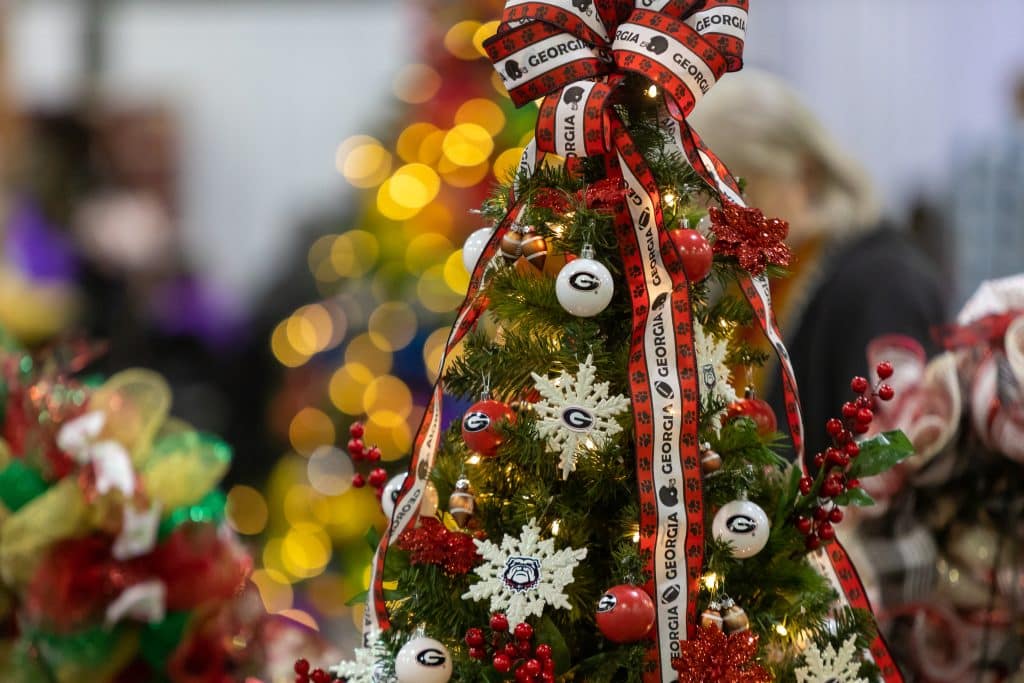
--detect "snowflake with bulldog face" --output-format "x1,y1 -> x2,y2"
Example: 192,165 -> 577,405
462,519 -> 587,626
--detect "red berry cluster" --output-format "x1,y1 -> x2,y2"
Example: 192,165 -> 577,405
465,613 -> 555,682
293,658 -> 333,683
794,363 -> 895,550
347,421 -> 387,498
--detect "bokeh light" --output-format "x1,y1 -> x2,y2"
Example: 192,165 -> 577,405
330,230 -> 380,279
306,573 -> 352,617
405,233 -> 454,275
439,159 -> 491,188
417,264 -> 465,312
367,302 -> 418,351
226,485 -> 269,535
397,123 -> 442,164
362,375 -> 413,428
443,250 -> 470,294
388,163 -> 441,210
336,135 -> 393,188
423,326 -> 450,383
282,523 -> 333,578
455,98 -> 506,136
472,21 -> 501,56
329,362 -> 375,415
307,446 -> 353,496
251,568 -> 294,613
392,63 -> 443,104
288,407 -> 335,456
444,20 -> 483,60
271,319 -> 307,368
443,123 -> 494,167
364,412 -> 413,459
345,333 -> 393,376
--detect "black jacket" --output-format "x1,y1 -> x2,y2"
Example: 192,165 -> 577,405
766,228 -> 947,460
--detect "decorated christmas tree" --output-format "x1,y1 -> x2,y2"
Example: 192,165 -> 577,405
304,2 -> 914,682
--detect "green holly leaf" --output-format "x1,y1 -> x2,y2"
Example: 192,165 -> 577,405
834,487 -> 875,507
774,464 -> 803,526
536,615 -> 572,675
847,430 -> 914,479
366,525 -> 382,550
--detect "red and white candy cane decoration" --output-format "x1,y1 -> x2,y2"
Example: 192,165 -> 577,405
368,1 -> 902,681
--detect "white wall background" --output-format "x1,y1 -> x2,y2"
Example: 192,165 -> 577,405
7,1 -> 1024,304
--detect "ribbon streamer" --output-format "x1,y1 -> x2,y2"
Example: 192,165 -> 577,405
369,1 -> 901,681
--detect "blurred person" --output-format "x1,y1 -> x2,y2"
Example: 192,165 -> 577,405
950,71 -> 1024,305
690,70 -> 948,459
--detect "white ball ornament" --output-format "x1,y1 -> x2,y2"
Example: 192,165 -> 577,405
712,499 -> 770,559
462,226 -> 494,274
394,636 -> 453,683
556,244 -> 614,317
381,474 -> 406,520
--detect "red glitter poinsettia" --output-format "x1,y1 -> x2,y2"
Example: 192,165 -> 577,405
532,178 -> 625,214
672,626 -> 771,683
396,516 -> 481,575
709,202 -> 792,274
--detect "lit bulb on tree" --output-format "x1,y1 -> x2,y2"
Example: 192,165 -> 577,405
712,498 -> 770,558
595,584 -> 656,643
462,226 -> 494,274
555,243 -> 613,317
394,636 -> 452,683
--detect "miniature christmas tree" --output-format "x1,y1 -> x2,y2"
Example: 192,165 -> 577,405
309,2 -> 913,682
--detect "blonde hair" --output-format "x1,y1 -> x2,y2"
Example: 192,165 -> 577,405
689,70 -> 881,236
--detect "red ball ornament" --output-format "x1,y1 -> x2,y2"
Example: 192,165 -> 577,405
876,361 -> 894,379
725,396 -> 778,436
462,399 -> 515,457
672,229 -> 713,282
366,445 -> 382,462
848,478 -> 861,489
493,653 -> 512,673
469,646 -> 487,660
294,659 -> 310,675
829,507 -> 844,523
310,669 -> 330,683
523,659 -> 542,676
856,408 -> 874,424
795,515 -> 812,535
850,376 -> 869,394
351,473 -> 366,488
841,402 -> 858,418
825,418 -> 844,437
595,584 -> 656,643
798,476 -> 813,495
845,442 -> 860,457
812,505 -> 828,521
534,644 -> 552,660
818,521 -> 836,540
877,384 -> 895,401
349,422 -> 365,439
490,613 -> 509,632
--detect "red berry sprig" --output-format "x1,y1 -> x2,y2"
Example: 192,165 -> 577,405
346,420 -> 389,498
293,658 -> 333,683
794,362 -> 895,549
464,613 -> 555,682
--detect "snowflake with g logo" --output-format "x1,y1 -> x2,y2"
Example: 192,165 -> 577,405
531,355 -> 630,479
462,519 -> 587,626
795,637 -> 868,683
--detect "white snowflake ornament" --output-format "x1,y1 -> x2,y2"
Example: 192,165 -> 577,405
694,321 -> 737,429
462,519 -> 587,626
795,637 -> 868,683
531,355 -> 630,478
330,629 -> 393,683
